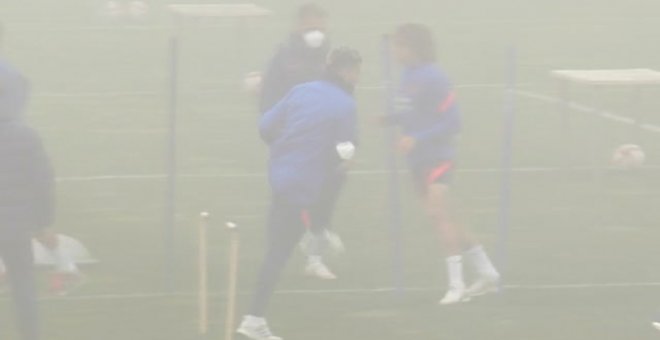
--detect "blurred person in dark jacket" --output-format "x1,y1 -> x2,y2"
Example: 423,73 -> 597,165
259,3 -> 349,281
0,50 -> 52,340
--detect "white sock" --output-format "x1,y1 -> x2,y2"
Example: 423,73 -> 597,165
307,255 -> 323,265
308,230 -> 327,256
445,255 -> 465,289
464,245 -> 500,278
243,315 -> 266,326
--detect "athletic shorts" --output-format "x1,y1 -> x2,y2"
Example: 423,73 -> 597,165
412,161 -> 455,195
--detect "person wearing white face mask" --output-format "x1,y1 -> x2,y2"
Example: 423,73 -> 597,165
259,3 -> 346,282
259,3 -> 329,114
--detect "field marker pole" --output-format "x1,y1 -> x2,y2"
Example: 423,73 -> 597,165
497,46 -> 517,285
165,32 -> 180,291
198,212 -> 210,336
380,35 -> 404,295
224,222 -> 240,340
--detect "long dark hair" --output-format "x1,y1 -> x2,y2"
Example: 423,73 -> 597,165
393,23 -> 437,63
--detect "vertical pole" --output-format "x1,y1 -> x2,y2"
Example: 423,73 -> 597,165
165,34 -> 179,291
198,212 -> 210,336
380,35 -> 404,295
497,46 -> 517,285
225,222 -> 240,340
558,79 -> 573,170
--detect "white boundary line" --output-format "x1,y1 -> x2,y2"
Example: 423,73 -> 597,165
516,89 -> 660,134
28,281 -> 660,302
32,83 -> 518,99
55,165 -> 660,183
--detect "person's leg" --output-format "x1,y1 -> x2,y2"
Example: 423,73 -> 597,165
426,182 -> 470,303
310,172 -> 346,234
238,195 -> 306,340
422,163 -> 500,302
302,173 -> 346,279
0,233 -> 39,340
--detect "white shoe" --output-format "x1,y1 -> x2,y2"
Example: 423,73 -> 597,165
439,285 -> 470,305
299,230 -> 346,256
324,230 -> 346,255
466,275 -> 501,298
653,322 -> 660,332
237,317 -> 282,340
305,259 -> 337,280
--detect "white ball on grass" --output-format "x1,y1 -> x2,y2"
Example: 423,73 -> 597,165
612,144 -> 646,169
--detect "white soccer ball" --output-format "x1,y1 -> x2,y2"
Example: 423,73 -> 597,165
128,1 -> 149,18
242,72 -> 263,94
612,144 -> 646,169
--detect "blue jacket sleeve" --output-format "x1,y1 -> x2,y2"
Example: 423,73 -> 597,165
410,80 -> 461,142
411,108 -> 460,142
0,67 -> 29,120
259,89 -> 298,144
259,48 -> 288,114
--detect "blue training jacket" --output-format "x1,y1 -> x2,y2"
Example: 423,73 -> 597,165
390,63 -> 461,169
0,58 -> 55,240
260,79 -> 357,206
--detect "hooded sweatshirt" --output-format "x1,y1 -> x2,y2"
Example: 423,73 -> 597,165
260,76 -> 357,207
259,33 -> 330,114
0,58 -> 54,239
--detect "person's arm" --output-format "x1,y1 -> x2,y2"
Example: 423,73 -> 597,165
259,45 -> 294,114
259,88 -> 299,144
334,104 -> 359,167
411,91 -> 460,143
409,75 -> 461,143
0,67 -> 28,118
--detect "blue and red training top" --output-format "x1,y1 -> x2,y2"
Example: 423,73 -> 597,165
389,63 -> 461,170
260,78 -> 357,206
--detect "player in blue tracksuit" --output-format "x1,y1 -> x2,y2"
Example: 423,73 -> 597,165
385,24 -> 500,305
259,3 -> 346,280
238,48 -> 361,340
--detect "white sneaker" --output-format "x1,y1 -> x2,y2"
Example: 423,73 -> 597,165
439,285 -> 470,305
237,317 -> 282,340
299,230 -> 346,256
324,230 -> 346,255
466,275 -> 501,298
305,258 -> 337,280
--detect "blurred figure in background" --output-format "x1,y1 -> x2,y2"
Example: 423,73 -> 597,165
0,30 -> 49,340
259,3 -> 345,280
0,28 -> 85,338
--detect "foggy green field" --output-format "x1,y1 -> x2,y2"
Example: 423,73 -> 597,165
2,1 -> 660,339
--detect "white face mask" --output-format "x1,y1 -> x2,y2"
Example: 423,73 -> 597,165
303,30 -> 326,49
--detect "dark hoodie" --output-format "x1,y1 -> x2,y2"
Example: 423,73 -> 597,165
0,58 -> 54,239
259,33 -> 330,114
